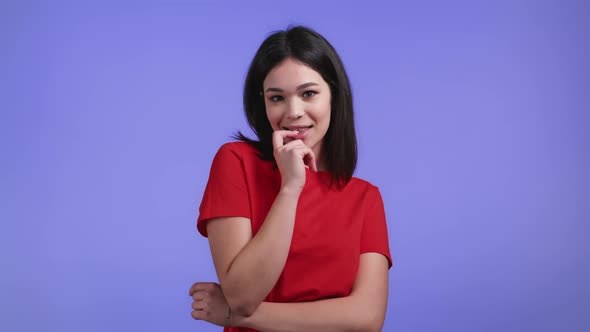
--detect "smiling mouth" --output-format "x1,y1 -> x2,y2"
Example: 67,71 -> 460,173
282,125 -> 312,140
283,125 -> 313,133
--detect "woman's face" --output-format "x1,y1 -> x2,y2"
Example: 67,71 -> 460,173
263,58 -> 331,161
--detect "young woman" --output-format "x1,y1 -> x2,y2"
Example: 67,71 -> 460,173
189,26 -> 392,332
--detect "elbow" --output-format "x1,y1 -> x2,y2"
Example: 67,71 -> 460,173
355,312 -> 384,332
355,322 -> 383,332
219,276 -> 264,318
367,321 -> 385,332
223,290 -> 261,318
226,298 -> 260,318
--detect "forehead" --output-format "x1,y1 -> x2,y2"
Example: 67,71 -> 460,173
263,58 -> 326,88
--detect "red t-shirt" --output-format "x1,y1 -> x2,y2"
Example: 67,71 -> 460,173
197,142 -> 392,332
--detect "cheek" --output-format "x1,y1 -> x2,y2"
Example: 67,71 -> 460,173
317,99 -> 331,127
265,107 -> 282,130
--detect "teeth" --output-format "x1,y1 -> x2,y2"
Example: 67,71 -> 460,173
285,126 -> 311,133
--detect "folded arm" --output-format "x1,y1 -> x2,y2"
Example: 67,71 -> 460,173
236,253 -> 390,332
206,188 -> 300,317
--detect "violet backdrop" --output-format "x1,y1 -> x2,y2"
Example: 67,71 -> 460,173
1,0 -> 588,331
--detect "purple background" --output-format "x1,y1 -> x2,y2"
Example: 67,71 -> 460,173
2,0 -> 588,331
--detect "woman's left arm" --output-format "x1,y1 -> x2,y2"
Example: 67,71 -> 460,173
190,252 -> 389,332
243,252 -> 389,332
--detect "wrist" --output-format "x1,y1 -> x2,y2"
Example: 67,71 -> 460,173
279,184 -> 303,196
226,305 -> 232,327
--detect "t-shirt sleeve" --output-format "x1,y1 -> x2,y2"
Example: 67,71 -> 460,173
196,143 -> 251,237
360,186 -> 393,269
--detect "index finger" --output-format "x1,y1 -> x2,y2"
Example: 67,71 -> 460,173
272,130 -> 298,149
306,149 -> 318,172
188,282 -> 215,296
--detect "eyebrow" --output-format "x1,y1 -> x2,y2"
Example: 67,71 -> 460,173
265,82 -> 319,93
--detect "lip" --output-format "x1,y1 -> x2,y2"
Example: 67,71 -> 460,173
283,125 -> 312,139
283,125 -> 313,131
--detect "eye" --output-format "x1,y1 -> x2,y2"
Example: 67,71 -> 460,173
269,95 -> 284,102
302,90 -> 317,98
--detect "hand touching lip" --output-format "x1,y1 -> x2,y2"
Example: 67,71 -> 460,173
282,125 -> 313,131
272,130 -> 318,192
282,125 -> 313,139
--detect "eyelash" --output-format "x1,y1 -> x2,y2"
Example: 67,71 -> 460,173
268,90 -> 318,102
303,90 -> 317,98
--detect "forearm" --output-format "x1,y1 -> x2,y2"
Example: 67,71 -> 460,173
222,188 -> 300,315
236,295 -> 382,332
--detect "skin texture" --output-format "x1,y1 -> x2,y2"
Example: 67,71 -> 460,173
263,58 -> 331,171
190,57 -> 389,331
189,253 -> 389,332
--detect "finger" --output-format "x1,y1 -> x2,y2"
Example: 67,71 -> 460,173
304,149 -> 317,172
281,139 -> 305,149
272,130 -> 299,150
188,282 -> 216,296
191,300 -> 207,310
282,145 -> 316,170
189,282 -> 207,296
191,290 -> 207,301
191,309 -> 207,320
294,146 -> 317,172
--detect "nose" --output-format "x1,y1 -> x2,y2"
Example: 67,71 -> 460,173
285,99 -> 304,119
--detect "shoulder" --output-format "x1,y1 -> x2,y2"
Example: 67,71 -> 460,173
210,141 -> 268,175
331,175 -> 383,208
346,176 -> 381,196
214,141 -> 261,161
217,141 -> 258,155
348,176 -> 386,209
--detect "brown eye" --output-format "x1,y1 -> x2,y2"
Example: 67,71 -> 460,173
303,91 -> 317,98
269,95 -> 284,102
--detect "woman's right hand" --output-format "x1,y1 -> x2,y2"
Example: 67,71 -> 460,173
272,130 -> 317,194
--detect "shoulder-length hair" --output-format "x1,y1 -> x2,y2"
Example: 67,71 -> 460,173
235,25 -> 357,188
